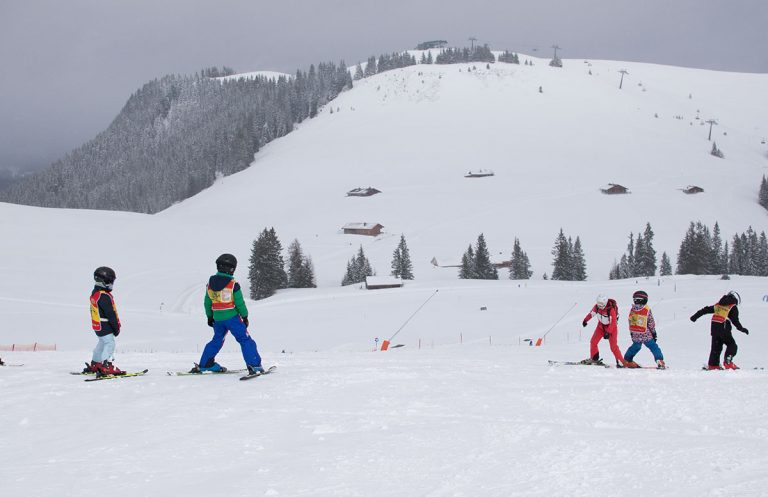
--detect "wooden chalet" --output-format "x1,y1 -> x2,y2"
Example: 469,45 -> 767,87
682,185 -> 704,194
600,183 -> 630,195
342,222 -> 384,236
365,276 -> 404,290
346,187 -> 381,197
464,169 -> 495,178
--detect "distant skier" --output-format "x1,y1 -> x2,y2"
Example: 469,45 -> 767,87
623,290 -> 665,369
0,357 -> 4,366
191,253 -> 264,375
690,291 -> 749,370
83,266 -> 124,375
581,295 -> 628,367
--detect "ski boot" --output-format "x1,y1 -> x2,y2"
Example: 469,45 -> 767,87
82,360 -> 100,374
247,365 -> 265,375
723,361 -> 740,370
624,361 -> 641,369
706,364 -> 724,370
198,362 -> 226,373
96,360 -> 125,377
656,359 -> 666,370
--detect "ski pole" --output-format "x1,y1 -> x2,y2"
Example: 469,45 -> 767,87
535,301 -> 578,346
382,289 -> 439,351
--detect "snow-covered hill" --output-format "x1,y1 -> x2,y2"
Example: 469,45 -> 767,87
2,54 -> 768,497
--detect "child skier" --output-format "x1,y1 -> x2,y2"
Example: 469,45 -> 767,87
623,290 -> 665,369
581,295 -> 628,367
191,253 -> 264,375
690,291 -> 749,370
83,266 -> 124,375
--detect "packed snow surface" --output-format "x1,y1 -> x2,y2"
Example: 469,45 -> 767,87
2,54 -> 768,496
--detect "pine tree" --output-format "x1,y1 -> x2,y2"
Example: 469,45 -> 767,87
473,233 -> 498,279
248,227 -> 287,300
342,245 -> 374,285
639,223 -> 657,276
459,245 -> 476,279
676,221 -> 713,274
509,238 -> 532,279
286,239 -> 315,288
390,234 -> 414,280
660,252 -> 672,276
550,229 -> 571,280
571,237 -> 587,281
760,175 -> 768,210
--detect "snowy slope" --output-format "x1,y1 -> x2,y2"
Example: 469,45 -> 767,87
1,54 -> 768,497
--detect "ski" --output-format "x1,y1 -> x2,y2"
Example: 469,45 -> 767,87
84,369 -> 149,381
167,369 -> 246,376
548,360 -> 610,368
239,365 -> 277,381
0,363 -> 24,367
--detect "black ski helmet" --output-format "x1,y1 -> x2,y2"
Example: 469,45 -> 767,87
632,290 -> 648,305
93,266 -> 116,284
726,290 -> 741,305
216,253 -> 237,274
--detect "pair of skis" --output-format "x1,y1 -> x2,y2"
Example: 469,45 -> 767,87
167,365 -> 277,381
548,360 -> 665,370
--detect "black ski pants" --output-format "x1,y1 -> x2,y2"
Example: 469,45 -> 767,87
709,329 -> 738,366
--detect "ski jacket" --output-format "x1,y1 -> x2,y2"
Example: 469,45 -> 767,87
628,304 -> 656,343
90,286 -> 121,337
204,272 -> 248,322
583,302 -> 618,334
691,299 -> 745,336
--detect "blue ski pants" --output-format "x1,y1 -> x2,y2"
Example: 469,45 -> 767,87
199,315 -> 261,368
624,339 -> 664,362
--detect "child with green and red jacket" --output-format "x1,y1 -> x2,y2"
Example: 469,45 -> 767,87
190,253 -> 264,375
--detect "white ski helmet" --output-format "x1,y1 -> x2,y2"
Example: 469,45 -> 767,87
596,294 -> 608,307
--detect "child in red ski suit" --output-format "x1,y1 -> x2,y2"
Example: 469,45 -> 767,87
582,295 -> 627,366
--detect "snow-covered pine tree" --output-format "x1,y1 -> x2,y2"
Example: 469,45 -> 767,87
509,238 -> 532,279
390,234 -> 414,280
342,245 -> 374,285
550,229 -> 571,280
473,233 -> 498,280
571,237 -> 587,281
248,227 -> 288,300
459,245 -> 476,279
676,221 -> 713,275
660,252 -> 672,276
287,239 -> 316,288
760,175 -> 768,210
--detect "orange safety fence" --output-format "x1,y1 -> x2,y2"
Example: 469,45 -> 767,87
0,343 -> 57,352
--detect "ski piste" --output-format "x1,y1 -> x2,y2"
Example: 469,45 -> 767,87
167,368 -> 247,376
84,369 -> 149,382
240,365 -> 277,381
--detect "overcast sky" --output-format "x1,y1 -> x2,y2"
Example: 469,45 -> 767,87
1,0 -> 766,172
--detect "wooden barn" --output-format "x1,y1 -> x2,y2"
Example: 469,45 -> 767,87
464,169 -> 495,178
365,276 -> 404,290
346,187 -> 381,197
600,183 -> 630,194
682,185 -> 705,194
342,222 -> 384,236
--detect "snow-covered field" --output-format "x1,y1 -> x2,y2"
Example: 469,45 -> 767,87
2,54 -> 768,496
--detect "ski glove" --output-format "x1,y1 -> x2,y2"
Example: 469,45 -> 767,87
242,316 -> 249,327
652,331 -> 658,341
207,316 -> 214,327
741,328 -> 749,335
603,331 -> 610,340
689,316 -> 697,322
582,320 -> 588,327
